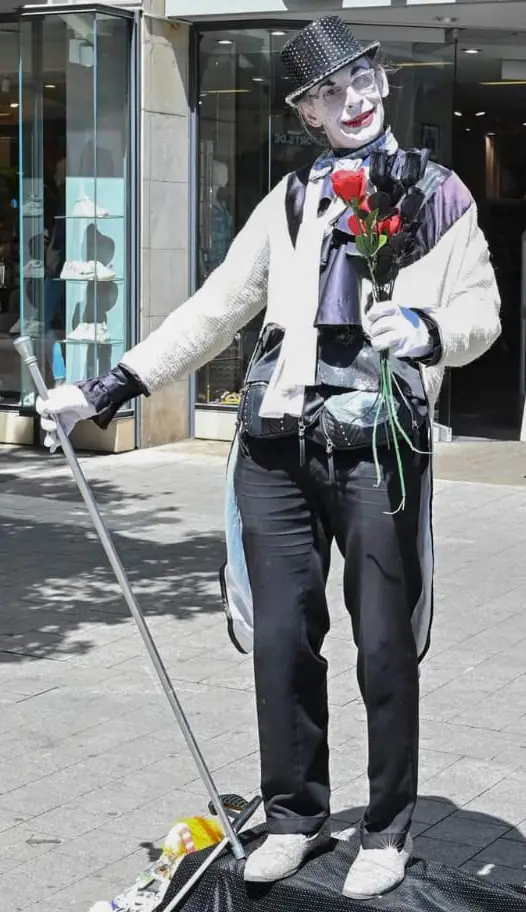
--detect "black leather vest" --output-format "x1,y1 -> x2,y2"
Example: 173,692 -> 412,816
247,325 -> 427,402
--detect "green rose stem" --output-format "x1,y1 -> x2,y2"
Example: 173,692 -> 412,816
349,195 -> 410,514
382,356 -> 406,514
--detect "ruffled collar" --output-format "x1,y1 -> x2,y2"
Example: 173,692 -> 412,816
310,128 -> 399,181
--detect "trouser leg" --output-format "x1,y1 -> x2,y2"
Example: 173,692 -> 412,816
235,438 -> 332,835
332,442 -> 429,850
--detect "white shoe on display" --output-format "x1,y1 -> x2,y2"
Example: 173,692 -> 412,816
60,260 -> 116,281
23,259 -> 45,279
244,832 -> 324,883
22,194 -> 44,217
25,320 -> 44,337
9,318 -> 43,336
73,195 -> 110,218
342,835 -> 413,900
67,321 -> 110,343
22,392 -> 35,408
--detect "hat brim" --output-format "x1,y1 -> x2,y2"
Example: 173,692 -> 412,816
285,41 -> 380,107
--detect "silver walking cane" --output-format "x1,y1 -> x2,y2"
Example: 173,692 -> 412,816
14,335 -> 246,864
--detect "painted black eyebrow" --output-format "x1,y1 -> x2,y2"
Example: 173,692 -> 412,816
318,62 -> 371,90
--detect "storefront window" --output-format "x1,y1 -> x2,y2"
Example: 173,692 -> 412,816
17,11 -> 132,408
0,23 -> 22,406
196,27 -> 313,408
195,26 -> 455,412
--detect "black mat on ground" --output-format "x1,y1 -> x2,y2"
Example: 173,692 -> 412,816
158,826 -> 526,912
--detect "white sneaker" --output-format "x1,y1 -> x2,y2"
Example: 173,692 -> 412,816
60,260 -> 116,281
23,194 -> 44,217
342,835 -> 413,900
25,320 -> 44,337
67,321 -> 110,343
23,259 -> 45,279
73,195 -> 110,218
244,832 -> 324,883
93,262 -> 116,281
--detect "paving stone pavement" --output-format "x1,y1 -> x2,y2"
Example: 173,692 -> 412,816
3,439 -> 526,909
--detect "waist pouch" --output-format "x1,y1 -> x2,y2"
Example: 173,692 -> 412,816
239,381 -> 324,439
309,389 -> 427,451
239,381 -> 428,477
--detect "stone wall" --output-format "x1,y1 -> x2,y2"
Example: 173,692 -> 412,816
139,12 -> 191,447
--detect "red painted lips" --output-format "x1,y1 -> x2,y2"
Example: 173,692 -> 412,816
342,109 -> 374,129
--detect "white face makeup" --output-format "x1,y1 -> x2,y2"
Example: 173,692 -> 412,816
300,60 -> 388,150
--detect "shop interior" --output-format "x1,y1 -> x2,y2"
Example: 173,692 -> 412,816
0,20 -> 73,406
0,13 -> 131,413
0,21 -> 26,405
448,30 -> 526,439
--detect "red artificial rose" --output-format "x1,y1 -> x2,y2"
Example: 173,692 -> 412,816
348,196 -> 371,237
377,212 -> 402,236
332,168 -> 367,204
360,197 -> 372,215
348,213 -> 365,237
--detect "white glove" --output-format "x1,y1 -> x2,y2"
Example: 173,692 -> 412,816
36,385 -> 97,453
365,300 -> 432,359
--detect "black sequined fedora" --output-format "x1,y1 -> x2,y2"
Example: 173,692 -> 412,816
280,16 -> 379,107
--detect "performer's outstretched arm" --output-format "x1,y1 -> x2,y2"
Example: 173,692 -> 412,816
36,179 -> 283,447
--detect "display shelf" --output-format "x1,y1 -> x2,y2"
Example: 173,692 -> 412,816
54,214 -> 123,221
54,276 -> 125,283
62,174 -> 127,386
65,337 -> 123,346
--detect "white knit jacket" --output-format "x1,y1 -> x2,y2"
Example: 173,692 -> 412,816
121,173 -> 501,418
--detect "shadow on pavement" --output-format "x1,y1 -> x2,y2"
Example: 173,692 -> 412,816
332,795 -> 526,889
0,465 -> 227,662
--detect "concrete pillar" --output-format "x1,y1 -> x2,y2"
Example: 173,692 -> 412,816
139,13 -> 191,447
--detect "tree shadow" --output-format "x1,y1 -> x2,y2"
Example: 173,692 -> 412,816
0,464 -> 227,662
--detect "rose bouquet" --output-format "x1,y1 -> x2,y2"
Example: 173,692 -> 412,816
331,151 -> 429,512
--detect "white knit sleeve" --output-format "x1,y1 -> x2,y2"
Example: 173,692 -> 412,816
120,181 -> 283,393
432,202 -> 501,368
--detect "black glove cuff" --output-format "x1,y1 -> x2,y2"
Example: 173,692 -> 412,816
412,311 -> 443,367
77,365 -> 148,431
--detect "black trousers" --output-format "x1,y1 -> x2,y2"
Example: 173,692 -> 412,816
234,432 -> 431,850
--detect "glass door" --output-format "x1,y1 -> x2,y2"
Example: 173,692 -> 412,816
450,29 -> 526,439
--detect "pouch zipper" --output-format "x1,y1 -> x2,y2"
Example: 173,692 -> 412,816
325,438 -> 335,483
298,420 -> 306,466
319,411 -> 336,482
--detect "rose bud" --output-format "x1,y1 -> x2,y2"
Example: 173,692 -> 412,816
370,150 -> 394,189
400,187 -> 425,223
400,151 -> 427,188
331,168 -> 367,204
367,191 -> 394,218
